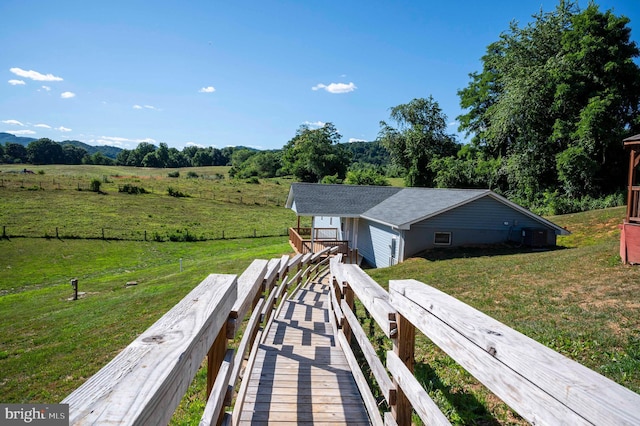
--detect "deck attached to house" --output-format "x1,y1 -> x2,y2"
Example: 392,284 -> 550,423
237,276 -> 371,425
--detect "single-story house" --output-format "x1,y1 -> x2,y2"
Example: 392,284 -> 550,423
285,183 -> 570,268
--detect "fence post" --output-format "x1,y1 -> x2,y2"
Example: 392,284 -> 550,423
343,284 -> 354,343
392,313 -> 415,426
207,326 -> 228,397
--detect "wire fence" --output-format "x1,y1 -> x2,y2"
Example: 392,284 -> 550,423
0,225 -> 291,242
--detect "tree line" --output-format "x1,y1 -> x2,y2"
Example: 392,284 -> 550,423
0,138 -> 249,169
2,1 -> 639,215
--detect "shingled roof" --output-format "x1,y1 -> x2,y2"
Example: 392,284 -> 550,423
286,183 -> 570,235
285,183 -> 402,217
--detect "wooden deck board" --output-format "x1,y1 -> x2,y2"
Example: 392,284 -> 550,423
237,273 -> 372,425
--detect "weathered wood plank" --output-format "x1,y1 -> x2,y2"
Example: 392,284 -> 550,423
229,298 -> 265,392
386,351 -> 451,426
336,330 -> 384,426
310,245 -> 333,263
288,253 -> 303,270
63,274 -> 237,426
301,252 -> 313,267
230,259 -> 268,321
200,349 -> 235,426
277,254 -> 289,280
342,301 -> 395,405
390,279 -> 640,425
264,258 -> 281,292
341,264 -> 397,338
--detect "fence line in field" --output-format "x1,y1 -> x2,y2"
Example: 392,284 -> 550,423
0,225 -> 290,242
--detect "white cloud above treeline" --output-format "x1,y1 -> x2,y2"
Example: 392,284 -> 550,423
60,91 -> 76,99
199,86 -> 216,93
303,121 -> 326,128
8,79 -> 25,85
312,82 -> 357,94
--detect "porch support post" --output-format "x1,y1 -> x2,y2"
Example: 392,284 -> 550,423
627,149 -> 636,222
311,216 -> 315,253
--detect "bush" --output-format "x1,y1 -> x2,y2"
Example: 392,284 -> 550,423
167,171 -> 180,178
118,184 -> 147,194
246,177 -> 260,184
90,179 -> 101,193
167,187 -> 189,198
187,171 -> 199,179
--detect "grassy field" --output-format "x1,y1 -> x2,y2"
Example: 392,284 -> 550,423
0,164 -> 296,240
1,164 -> 638,424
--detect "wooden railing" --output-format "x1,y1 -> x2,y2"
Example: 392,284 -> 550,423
329,258 -> 640,426
627,185 -> 640,222
62,246 -> 336,425
288,227 -> 349,256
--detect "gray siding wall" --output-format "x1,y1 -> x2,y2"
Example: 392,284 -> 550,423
404,196 -> 557,257
357,219 -> 398,268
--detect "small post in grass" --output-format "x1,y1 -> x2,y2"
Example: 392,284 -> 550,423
70,279 -> 78,301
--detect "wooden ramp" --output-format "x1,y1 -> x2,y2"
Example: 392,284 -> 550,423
237,275 -> 372,425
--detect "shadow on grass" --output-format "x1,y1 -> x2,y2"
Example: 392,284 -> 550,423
415,362 -> 503,425
414,243 -> 568,262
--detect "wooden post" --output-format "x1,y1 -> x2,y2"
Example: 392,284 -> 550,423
343,284 -> 354,343
626,149 -> 635,222
392,313 -> 415,426
207,325 -> 228,398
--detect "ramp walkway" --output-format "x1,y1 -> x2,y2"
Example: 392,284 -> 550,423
237,275 -> 371,425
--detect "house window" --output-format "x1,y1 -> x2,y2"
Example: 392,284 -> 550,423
434,232 -> 452,245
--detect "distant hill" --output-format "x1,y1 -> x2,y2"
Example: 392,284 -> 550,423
59,140 -> 122,159
0,133 -> 122,159
0,132 -> 36,146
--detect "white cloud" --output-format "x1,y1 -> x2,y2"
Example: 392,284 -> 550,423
41,85 -> 51,91
303,121 -> 326,128
311,82 -> 357,94
91,136 -> 157,147
8,79 -> 25,86
34,123 -> 51,129
199,86 -> 216,93
186,142 -> 205,148
348,138 -> 368,143
2,119 -> 25,126
10,67 -> 63,82
6,129 -> 36,135
134,104 -> 159,110
60,91 -> 76,99
448,121 -> 458,127
56,126 -> 72,132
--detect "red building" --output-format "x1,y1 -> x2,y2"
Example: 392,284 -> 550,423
620,134 -> 640,264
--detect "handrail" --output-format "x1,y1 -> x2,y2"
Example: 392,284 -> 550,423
62,246 -> 336,426
330,262 -> 640,426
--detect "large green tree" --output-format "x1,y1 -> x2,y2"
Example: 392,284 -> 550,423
378,96 -> 459,187
27,138 -> 64,165
458,1 -> 640,203
281,123 -> 350,182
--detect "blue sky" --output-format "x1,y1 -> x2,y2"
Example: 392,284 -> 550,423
1,0 -> 638,151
